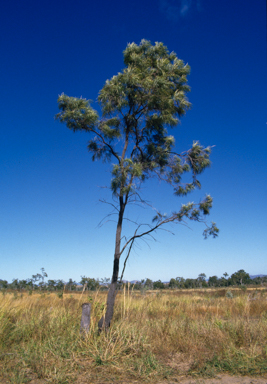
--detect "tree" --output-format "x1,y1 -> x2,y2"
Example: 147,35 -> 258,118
19,279 -> 29,290
176,277 -> 185,288
169,278 -> 177,289
80,276 -> 100,291
56,39 -> 218,329
10,278 -> 20,290
47,279 -> 57,291
169,277 -> 185,289
220,272 -> 229,287
252,276 -> 267,286
184,278 -> 197,289
55,279 -> 65,290
197,273 -> 207,287
66,278 -> 77,291
26,278 -> 34,290
208,275 -> 218,287
230,270 -> 251,286
100,277 -> 111,290
144,278 -> 153,290
40,268 -> 48,284
198,273 -> 206,281
153,280 -> 165,290
0,280 -> 8,289
132,280 -> 142,290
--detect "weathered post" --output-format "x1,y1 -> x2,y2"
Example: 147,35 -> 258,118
80,303 -> 91,334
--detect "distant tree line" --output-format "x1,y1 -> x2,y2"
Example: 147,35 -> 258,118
167,270 -> 265,289
0,269 -> 108,292
0,269 -> 266,292
128,270 -> 267,290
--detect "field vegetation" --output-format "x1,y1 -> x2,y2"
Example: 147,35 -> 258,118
0,287 -> 267,383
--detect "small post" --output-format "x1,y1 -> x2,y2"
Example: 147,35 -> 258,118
80,303 -> 91,334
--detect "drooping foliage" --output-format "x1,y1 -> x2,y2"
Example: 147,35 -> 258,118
56,40 -> 218,329
56,40 -> 218,238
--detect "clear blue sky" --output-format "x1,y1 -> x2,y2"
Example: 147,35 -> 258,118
1,0 -> 266,283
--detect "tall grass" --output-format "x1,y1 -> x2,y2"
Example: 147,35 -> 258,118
0,288 -> 266,383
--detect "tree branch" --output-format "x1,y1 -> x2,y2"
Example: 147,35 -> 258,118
89,126 -> 121,163
119,238 -> 135,283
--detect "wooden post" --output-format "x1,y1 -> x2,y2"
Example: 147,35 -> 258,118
80,303 -> 91,334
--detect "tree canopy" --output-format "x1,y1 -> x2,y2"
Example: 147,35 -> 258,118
57,40 -> 218,239
56,40 -> 219,328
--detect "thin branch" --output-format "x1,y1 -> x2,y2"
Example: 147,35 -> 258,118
118,207 -> 203,258
130,191 -> 158,212
86,125 -> 121,163
99,199 -> 119,212
119,238 -> 135,283
118,212 -> 183,280
122,217 -> 139,226
97,216 -> 118,228
119,220 -> 168,257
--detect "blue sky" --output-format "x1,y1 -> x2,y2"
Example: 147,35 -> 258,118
1,0 -> 266,283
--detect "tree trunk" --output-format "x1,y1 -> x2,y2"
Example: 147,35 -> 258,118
98,279 -> 117,330
98,198 -> 124,331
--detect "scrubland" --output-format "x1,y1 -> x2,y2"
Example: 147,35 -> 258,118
0,287 -> 267,383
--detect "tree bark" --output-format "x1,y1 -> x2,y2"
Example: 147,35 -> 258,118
98,197 -> 124,331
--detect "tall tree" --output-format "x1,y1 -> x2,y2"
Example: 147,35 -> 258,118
56,40 -> 218,329
208,275 -> 219,287
197,273 -> 207,288
230,270 -> 251,285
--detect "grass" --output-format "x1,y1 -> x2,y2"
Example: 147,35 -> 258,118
0,287 -> 267,383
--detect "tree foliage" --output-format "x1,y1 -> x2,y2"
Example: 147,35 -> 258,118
230,269 -> 251,285
56,40 -> 219,328
80,276 -> 100,291
57,40 -> 218,245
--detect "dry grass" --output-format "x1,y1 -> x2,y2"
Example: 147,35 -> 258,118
0,287 -> 267,383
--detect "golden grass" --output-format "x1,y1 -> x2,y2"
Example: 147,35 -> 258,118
0,288 -> 267,383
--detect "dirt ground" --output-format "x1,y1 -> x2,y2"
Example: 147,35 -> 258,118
20,376 -> 267,384
97,378 -> 267,384
164,375 -> 267,384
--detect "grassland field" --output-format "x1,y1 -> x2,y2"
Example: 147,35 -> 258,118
0,287 -> 267,383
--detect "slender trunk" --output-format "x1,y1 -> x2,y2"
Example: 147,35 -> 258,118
98,197 -> 124,330
98,129 -> 129,331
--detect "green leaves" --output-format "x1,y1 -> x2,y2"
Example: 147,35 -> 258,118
149,195 -> 218,240
99,39 -> 191,121
111,159 -> 144,196
99,121 -> 121,139
174,184 -> 195,196
199,195 -> 213,215
56,94 -> 98,132
203,222 -> 219,239
56,40 -> 217,238
186,141 -> 211,175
